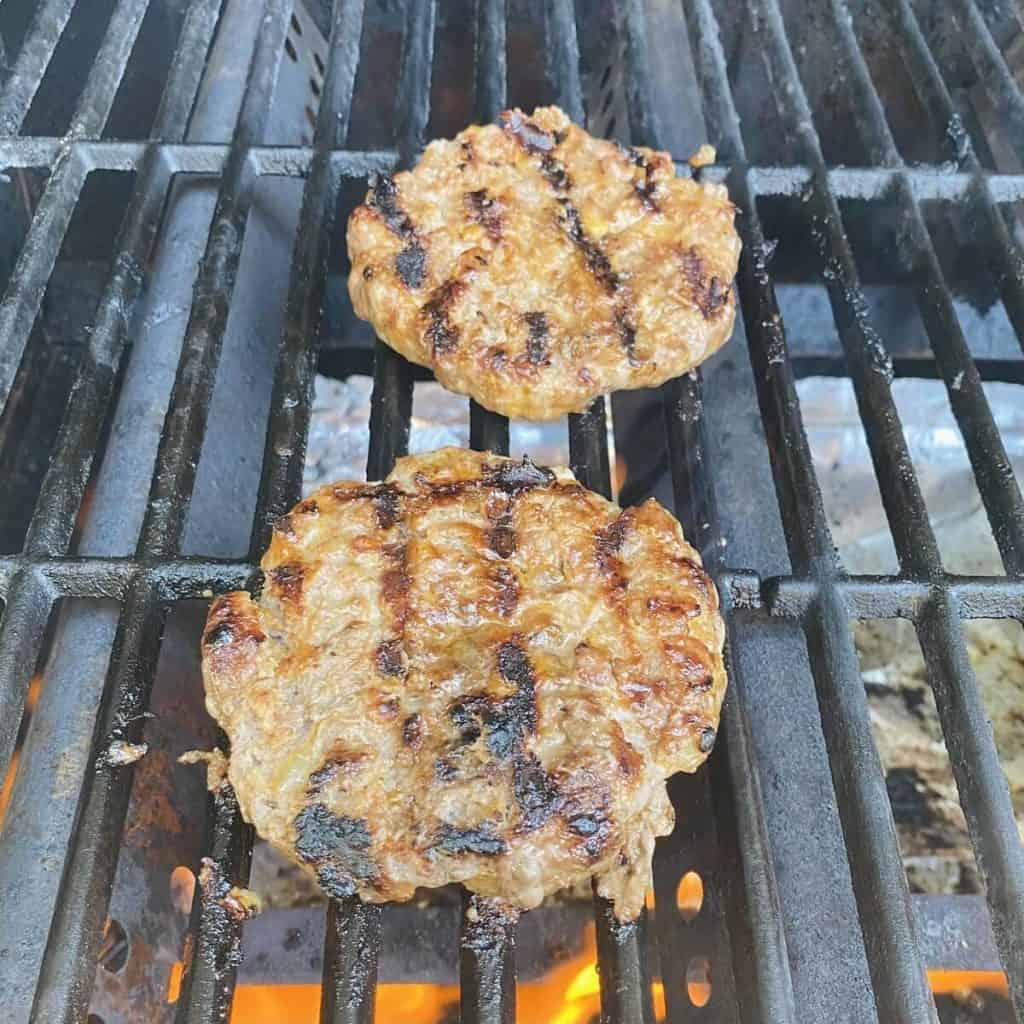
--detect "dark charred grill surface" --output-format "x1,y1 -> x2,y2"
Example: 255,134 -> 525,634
0,1 -> 1023,1024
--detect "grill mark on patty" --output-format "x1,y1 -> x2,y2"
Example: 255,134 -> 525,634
449,694 -> 486,746
435,823 -> 507,857
621,145 -> 660,211
268,561 -> 304,604
611,722 -> 642,779
378,488 -> 410,694
557,200 -> 619,294
294,803 -> 376,897
614,307 -> 638,362
523,311 -> 550,365
367,174 -> 426,289
502,110 -> 557,153
595,509 -> 634,608
408,465 -> 573,511
490,639 -> 538,760
203,596 -> 265,652
513,751 -> 559,831
374,484 -> 402,529
486,491 -> 516,558
501,110 -> 572,193
491,565 -> 519,617
680,246 -> 728,319
273,498 -> 320,539
402,714 -> 423,747
559,786 -> 614,860
395,242 -> 427,289
465,189 -> 503,241
540,153 -> 572,192
444,638 -> 539,766
567,810 -> 612,860
306,746 -> 369,797
485,489 -> 519,615
483,456 -> 555,493
503,112 -> 643,362
558,200 -> 641,359
376,638 -> 406,677
422,278 -> 464,355
646,594 -> 702,618
368,174 -> 414,236
664,639 -> 715,691
381,542 -> 410,631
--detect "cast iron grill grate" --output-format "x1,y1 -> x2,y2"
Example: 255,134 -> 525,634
0,1 -> 1021,1022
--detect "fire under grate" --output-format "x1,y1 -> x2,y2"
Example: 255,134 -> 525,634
0,0 -> 1022,1022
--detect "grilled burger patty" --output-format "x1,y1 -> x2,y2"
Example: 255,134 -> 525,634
201,449 -> 727,919
347,106 -> 741,420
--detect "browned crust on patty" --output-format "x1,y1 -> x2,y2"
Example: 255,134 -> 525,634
347,106 -> 740,419
201,448 -> 727,920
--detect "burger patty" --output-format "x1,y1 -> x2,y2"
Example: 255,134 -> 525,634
347,106 -> 741,420
201,449 -> 727,920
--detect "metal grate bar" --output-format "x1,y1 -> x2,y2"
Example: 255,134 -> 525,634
542,4 -> 653,1021
0,0 -> 150,414
949,0 -> 1024,154
471,0 -> 506,126
0,0 -> 77,135
656,12 -> 799,1020
28,580 -> 164,1024
3,555 -> 1023,619
179,783 -> 256,1023
916,589 -> 1024,1010
594,895 -> 655,1024
467,0 -> 510,459
460,2 -> 516,1018
819,1 -> 1024,1011
5,134 -> 1024,202
886,0 -> 1024,364
738,160 -> 935,1024
550,0 -> 614,513
136,7 -> 289,559
251,0 -> 367,562
0,569 -> 53,776
692,1 -> 938,1019
0,0 -> 289,1014
545,0 -> 583,123
460,895 -> 516,1024
239,0 -> 377,1019
615,3 -> 790,1022
0,555 -> 255,601
813,5 -> 1024,577
362,0 -> 434,484
165,5 -> 294,1019
25,2 -> 280,1018
320,898 -> 382,1024
70,0 -> 152,139
0,0 -> 195,784
0,149 -> 89,413
335,1 -> 437,1021
22,0 -> 225,558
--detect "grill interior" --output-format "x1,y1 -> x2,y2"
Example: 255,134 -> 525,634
0,0 -> 1023,1022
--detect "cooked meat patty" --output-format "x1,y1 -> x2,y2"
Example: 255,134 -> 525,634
347,106 -> 740,420
201,449 -> 726,919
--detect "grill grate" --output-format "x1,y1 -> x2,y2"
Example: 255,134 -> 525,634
0,1 -> 1021,1022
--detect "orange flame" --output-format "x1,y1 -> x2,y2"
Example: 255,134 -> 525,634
164,921 -> 1010,1022
0,675 -> 43,824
